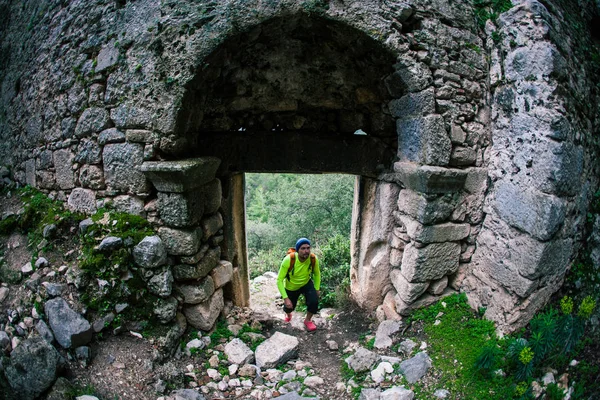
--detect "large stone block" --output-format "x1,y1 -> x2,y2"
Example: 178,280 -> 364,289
3,337 -> 63,400
157,189 -> 205,228
110,103 -> 153,130
390,269 -> 429,303
173,247 -> 220,281
147,268 -> 173,298
200,212 -> 224,241
255,332 -> 299,369
96,42 -> 119,73
389,88 -> 435,118
140,158 -> 221,193
397,190 -> 457,225
53,149 -> 75,190
44,298 -> 92,349
112,195 -> 145,216
505,42 -> 562,82
133,236 -> 167,269
401,242 -> 461,283
211,260 -> 233,289
397,115 -> 451,166
494,181 -> 566,241
75,107 -> 110,138
392,162 -> 467,194
158,227 -> 201,256
67,188 -> 97,214
471,228 -> 540,297
103,143 -> 150,194
183,288 -> 224,331
79,165 -> 105,189
394,288 -> 455,316
176,276 -> 215,305
202,178 -> 222,215
399,215 -> 470,244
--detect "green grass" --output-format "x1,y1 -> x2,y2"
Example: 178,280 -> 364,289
408,294 -> 514,399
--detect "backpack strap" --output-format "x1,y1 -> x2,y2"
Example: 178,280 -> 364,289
286,252 -> 296,280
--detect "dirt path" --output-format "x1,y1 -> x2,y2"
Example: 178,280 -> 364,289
250,273 -> 373,399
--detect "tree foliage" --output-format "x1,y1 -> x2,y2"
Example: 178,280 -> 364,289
245,173 -> 355,306
245,173 -> 354,250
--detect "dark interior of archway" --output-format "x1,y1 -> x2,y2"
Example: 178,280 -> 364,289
177,13 -> 399,177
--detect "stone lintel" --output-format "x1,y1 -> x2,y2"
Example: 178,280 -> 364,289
140,157 -> 221,193
392,162 -> 467,193
399,215 -> 470,244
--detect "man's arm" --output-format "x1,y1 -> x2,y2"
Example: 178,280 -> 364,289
276,256 -> 290,299
313,257 -> 321,292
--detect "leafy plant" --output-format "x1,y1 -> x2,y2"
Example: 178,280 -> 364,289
474,341 -> 501,376
545,383 -> 565,400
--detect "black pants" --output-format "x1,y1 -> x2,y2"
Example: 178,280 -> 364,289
283,279 -> 319,314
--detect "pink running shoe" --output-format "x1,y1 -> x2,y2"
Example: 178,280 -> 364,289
304,320 -> 317,332
284,314 -> 292,323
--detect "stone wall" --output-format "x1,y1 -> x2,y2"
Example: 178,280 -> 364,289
0,0 -> 599,333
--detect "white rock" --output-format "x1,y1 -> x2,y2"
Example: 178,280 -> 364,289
304,376 -> 324,388
21,262 -> 33,274
207,368 -> 221,380
282,370 -> 297,381
542,372 -> 555,385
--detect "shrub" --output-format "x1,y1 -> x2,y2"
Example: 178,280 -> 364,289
318,234 -> 351,308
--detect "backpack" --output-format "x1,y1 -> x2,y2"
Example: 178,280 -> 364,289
286,247 -> 316,280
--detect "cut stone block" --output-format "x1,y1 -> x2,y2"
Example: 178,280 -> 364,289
158,227 -> 201,256
157,189 -> 205,228
173,247 -> 220,281
397,190 -> 457,225
211,260 -> 233,289
140,158 -> 221,193
494,180 -> 566,241
399,215 -> 470,244
393,162 -> 467,194
390,269 -> 429,303
183,288 -> 224,331
401,242 -> 460,283
397,115 -> 451,166
255,332 -> 299,369
176,276 -> 215,305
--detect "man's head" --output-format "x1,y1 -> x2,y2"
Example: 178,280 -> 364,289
295,238 -> 311,261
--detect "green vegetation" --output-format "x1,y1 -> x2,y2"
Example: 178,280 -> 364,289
473,0 -> 513,29
245,173 -> 354,308
472,295 -> 597,399
78,207 -> 157,326
406,293 -> 510,399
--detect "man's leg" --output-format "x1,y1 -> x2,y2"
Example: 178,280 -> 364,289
301,280 -> 319,331
283,288 -> 301,321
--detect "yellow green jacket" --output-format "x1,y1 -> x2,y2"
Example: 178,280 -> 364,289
276,254 -> 321,299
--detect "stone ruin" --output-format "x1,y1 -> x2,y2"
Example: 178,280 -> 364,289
0,0 -> 599,333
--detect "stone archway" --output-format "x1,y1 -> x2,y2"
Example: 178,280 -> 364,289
167,14 -> 402,310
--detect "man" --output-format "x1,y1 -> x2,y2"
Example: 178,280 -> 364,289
277,237 -> 321,332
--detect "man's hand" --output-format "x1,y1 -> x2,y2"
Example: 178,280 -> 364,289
284,298 -> 293,309
316,290 -> 320,298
